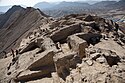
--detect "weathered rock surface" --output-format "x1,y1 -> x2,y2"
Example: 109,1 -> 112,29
50,23 -> 81,42
54,52 -> 81,80
15,70 -> 52,82
67,35 -> 88,58
0,8 -> 125,83
28,50 -> 55,71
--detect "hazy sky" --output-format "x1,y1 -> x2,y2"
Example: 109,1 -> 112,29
0,0 -> 119,6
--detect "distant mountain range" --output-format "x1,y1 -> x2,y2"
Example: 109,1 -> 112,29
33,0 -> 125,17
107,0 -> 125,9
0,0 -> 125,17
34,0 -> 125,10
34,2 -> 56,10
92,1 -> 117,9
34,1 -> 91,10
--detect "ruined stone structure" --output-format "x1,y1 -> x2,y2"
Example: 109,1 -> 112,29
0,6 -> 125,83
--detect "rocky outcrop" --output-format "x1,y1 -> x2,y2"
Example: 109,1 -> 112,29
15,70 -> 51,82
0,13 -> 125,83
54,52 -> 81,80
50,23 -> 81,42
76,33 -> 102,45
67,35 -> 88,58
87,47 -> 121,66
28,50 -> 55,71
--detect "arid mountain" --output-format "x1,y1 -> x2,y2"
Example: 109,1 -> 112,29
34,1 -> 90,10
92,1 -> 117,9
0,5 -> 49,57
107,0 -> 125,9
33,0 -> 125,18
34,2 -> 55,10
53,1 -> 90,9
0,5 -> 125,83
34,1 -> 91,17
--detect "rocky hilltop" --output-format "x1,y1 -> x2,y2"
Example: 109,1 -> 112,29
0,6 -> 125,83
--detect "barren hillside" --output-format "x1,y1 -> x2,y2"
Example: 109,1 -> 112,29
0,6 -> 49,58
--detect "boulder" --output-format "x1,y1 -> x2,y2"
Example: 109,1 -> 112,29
54,52 -> 81,80
36,37 -> 44,47
42,38 -> 57,51
82,21 -> 100,31
67,35 -> 88,58
86,59 -> 93,66
81,25 -> 93,33
49,21 -> 61,29
84,15 -> 94,22
19,37 -> 44,54
76,33 -> 102,45
51,23 -> 81,42
96,56 -> 107,64
15,70 -> 51,82
104,54 -> 120,67
90,53 -> 101,60
19,41 -> 39,54
28,50 -> 55,71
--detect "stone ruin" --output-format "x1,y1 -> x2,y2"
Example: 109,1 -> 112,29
1,14 -> 125,83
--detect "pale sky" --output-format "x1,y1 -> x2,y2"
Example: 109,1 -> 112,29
0,0 -> 118,6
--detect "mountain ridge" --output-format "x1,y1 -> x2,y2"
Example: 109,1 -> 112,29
33,0 -> 124,17
0,5 -> 49,57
